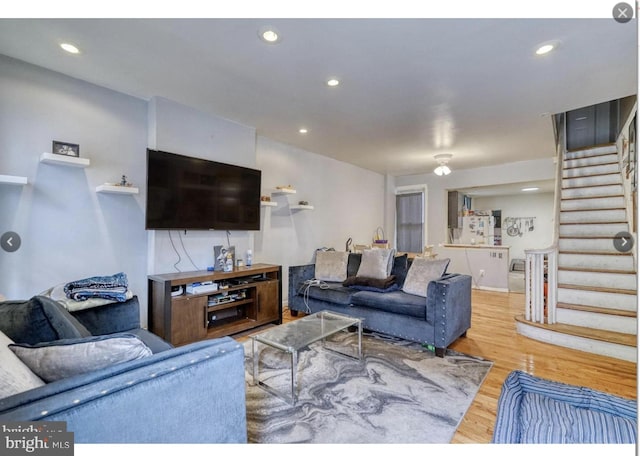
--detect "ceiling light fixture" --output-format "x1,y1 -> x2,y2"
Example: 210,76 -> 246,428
299,128 -> 308,134
433,153 -> 453,176
326,78 -> 340,87
521,187 -> 540,192
60,43 -> 80,54
535,42 -> 557,56
258,27 -> 280,44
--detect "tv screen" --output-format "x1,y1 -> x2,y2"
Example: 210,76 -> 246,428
146,149 -> 261,231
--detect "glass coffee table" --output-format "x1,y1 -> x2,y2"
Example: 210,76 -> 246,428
250,311 -> 362,405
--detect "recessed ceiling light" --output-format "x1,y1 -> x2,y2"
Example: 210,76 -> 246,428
60,43 -> 80,54
258,27 -> 280,44
521,187 -> 540,192
326,79 -> 340,87
535,44 -> 555,55
299,128 -> 308,134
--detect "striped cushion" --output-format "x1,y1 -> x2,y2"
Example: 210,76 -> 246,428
493,370 -> 637,443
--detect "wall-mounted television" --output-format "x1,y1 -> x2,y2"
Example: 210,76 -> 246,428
145,149 -> 261,231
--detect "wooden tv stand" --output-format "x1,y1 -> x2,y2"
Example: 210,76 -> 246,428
148,264 -> 282,346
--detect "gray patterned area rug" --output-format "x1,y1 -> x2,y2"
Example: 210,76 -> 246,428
243,331 -> 492,443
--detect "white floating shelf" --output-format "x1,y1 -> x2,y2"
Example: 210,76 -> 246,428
0,174 -> 28,185
291,205 -> 314,210
260,201 -> 278,207
40,153 -> 90,168
96,184 -> 139,195
273,187 -> 296,195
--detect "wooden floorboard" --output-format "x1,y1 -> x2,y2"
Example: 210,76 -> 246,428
233,289 -> 638,444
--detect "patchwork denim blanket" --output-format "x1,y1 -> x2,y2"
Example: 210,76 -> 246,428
63,272 -> 129,302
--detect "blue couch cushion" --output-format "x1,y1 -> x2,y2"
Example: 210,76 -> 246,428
351,290 -> 426,319
0,296 -> 91,345
302,282 -> 358,306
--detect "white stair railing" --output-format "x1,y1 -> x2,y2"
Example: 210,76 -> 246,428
525,247 -> 557,323
524,113 -> 563,324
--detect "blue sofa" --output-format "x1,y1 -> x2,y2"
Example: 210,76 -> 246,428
493,370 -> 637,444
288,253 -> 472,357
0,295 -> 247,443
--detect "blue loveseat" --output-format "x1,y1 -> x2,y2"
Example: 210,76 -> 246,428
288,253 -> 472,357
0,295 -> 247,443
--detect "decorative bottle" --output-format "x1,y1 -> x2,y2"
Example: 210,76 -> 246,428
246,249 -> 253,267
225,254 -> 233,272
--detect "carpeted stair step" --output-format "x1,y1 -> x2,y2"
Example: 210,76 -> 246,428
560,195 -> 625,211
561,184 -> 624,199
557,269 -> 637,291
559,208 -> 626,223
559,221 -> 629,237
556,307 -> 637,334
564,143 -> 617,160
563,153 -> 618,169
558,251 -> 634,271
557,285 -> 637,311
562,162 -> 619,179
562,173 -> 622,188
559,236 -> 623,253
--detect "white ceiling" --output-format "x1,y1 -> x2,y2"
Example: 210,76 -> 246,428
0,18 -> 636,177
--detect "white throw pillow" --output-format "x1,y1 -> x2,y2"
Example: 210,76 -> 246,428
314,250 -> 350,282
402,258 -> 451,297
0,330 -> 45,399
356,249 -> 396,280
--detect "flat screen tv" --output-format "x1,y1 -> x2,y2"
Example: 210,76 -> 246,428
146,149 -> 261,231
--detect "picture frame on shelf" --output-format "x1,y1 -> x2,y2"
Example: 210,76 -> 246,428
52,140 -> 80,157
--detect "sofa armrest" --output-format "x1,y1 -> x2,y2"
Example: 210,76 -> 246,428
288,264 -> 316,302
426,273 -> 472,349
70,295 -> 141,335
0,336 -> 247,443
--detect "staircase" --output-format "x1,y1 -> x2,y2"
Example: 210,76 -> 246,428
517,143 -> 637,362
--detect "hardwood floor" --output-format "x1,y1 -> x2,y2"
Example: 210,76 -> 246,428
233,289 -> 637,443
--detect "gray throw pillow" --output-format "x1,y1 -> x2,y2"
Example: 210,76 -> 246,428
9,333 -> 152,383
315,251 -> 349,282
402,258 -> 451,297
356,249 -> 396,280
0,330 -> 45,399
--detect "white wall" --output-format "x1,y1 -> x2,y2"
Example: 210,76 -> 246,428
0,55 -> 148,308
0,55 -> 388,325
472,192 -> 555,261
146,97 -> 257,275
255,136 -> 386,299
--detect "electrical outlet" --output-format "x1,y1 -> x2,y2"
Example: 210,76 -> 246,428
479,269 -> 485,277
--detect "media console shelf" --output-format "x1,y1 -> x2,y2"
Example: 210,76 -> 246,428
148,264 -> 282,346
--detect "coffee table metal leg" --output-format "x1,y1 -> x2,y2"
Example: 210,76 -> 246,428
291,349 -> 298,405
252,337 -> 258,385
357,320 -> 362,360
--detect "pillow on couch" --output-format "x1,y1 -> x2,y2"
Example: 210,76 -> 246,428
402,257 -> 451,297
9,333 -> 153,383
0,296 -> 92,345
0,330 -> 45,400
315,251 -> 350,282
356,249 -> 396,280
